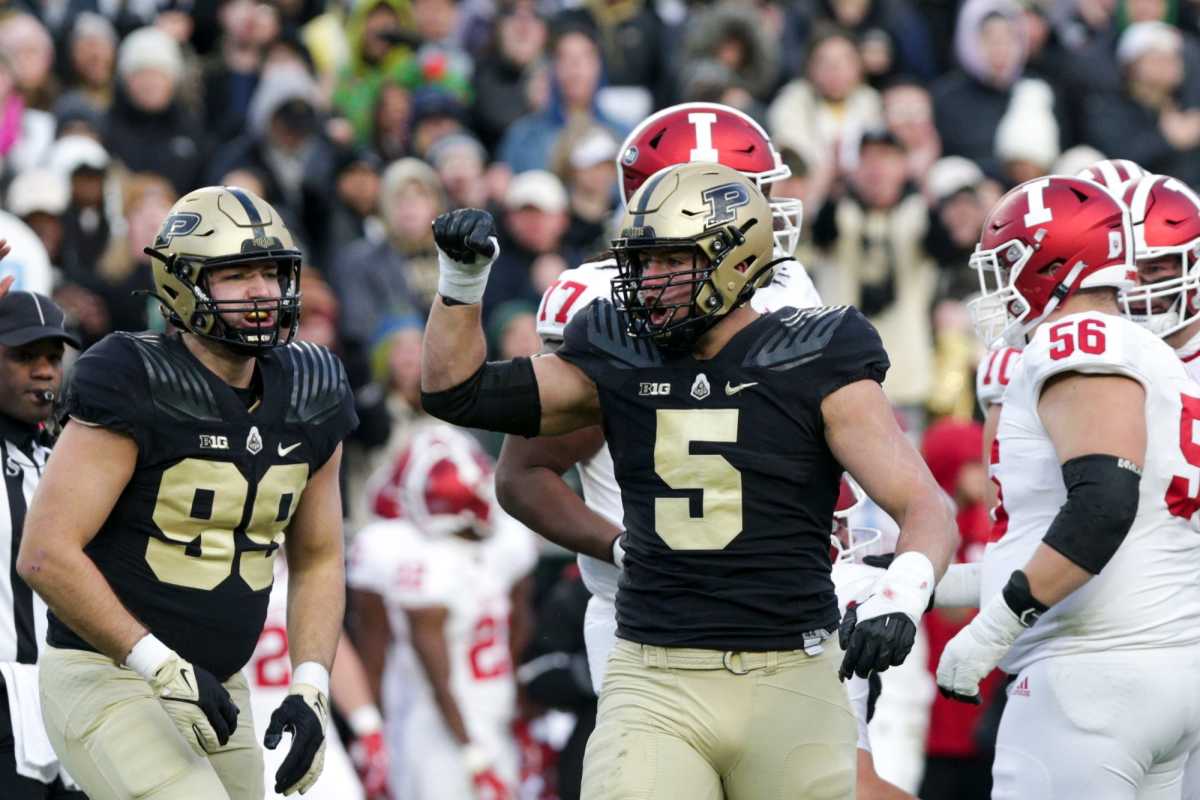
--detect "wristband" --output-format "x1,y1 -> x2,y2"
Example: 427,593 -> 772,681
348,704 -> 384,736
125,633 -> 173,681
611,534 -> 626,569
436,237 -> 499,305
293,661 -> 331,697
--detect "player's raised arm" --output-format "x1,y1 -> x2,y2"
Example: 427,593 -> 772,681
421,209 -> 600,436
824,378 -> 959,680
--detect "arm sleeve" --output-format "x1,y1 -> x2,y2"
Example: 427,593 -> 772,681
61,334 -> 152,453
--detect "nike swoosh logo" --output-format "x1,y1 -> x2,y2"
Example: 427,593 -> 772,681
278,442 -> 302,457
725,381 -> 758,396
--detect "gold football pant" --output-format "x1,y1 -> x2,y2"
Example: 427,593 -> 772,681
581,638 -> 857,800
39,646 -> 264,800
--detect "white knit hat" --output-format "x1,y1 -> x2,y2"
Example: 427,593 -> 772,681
117,26 -> 183,83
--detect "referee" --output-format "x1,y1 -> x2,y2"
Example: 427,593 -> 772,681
0,280 -> 86,799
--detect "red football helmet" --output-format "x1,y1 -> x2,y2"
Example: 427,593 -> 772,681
368,426 -> 495,538
830,475 -> 889,563
1119,173 -> 1200,337
616,102 -> 802,255
1076,158 -> 1147,199
969,176 -> 1135,348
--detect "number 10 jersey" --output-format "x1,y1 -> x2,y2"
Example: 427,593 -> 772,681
982,311 -> 1200,674
556,300 -> 889,651
48,332 -> 358,681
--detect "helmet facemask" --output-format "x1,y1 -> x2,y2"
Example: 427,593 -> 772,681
967,238 -> 1037,349
1121,242 -> 1200,338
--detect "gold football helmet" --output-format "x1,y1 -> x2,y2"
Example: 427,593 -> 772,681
144,185 -> 302,352
611,162 -> 776,349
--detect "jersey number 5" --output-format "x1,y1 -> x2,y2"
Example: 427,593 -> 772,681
1048,318 -> 1107,360
148,460 -> 309,591
653,409 -> 743,550
1167,393 -> 1200,524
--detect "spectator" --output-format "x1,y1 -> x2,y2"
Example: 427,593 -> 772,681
483,170 -> 574,317
470,1 -> 547,152
331,157 -> 440,351
371,79 -> 412,162
923,156 -> 991,300
201,0 -> 280,147
497,24 -> 628,174
559,0 -> 671,115
92,173 -> 177,338
333,0 -> 415,144
0,14 -> 58,111
681,2 -> 780,106
768,26 -> 883,180
103,26 -> 203,195
550,122 -> 619,255
5,169 -> 70,272
324,145 -> 384,267
995,80 -> 1059,184
783,0 -> 938,83
210,62 -> 336,256
919,419 -> 1001,800
813,128 -> 935,411
408,0 -> 473,98
45,135 -> 114,289
932,0 -> 1060,176
408,86 -> 468,159
1083,21 -> 1200,187
0,54 -> 55,183
60,13 -> 118,116
883,77 -> 942,189
428,131 -> 489,210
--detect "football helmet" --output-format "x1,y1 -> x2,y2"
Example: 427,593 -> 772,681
611,162 -> 775,349
369,427 -> 495,539
616,102 -> 803,255
1118,174 -> 1200,337
969,176 -> 1135,348
144,186 -> 301,353
1075,158 -> 1147,199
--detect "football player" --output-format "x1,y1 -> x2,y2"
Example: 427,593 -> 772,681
1116,172 -> 1200,800
348,425 -> 537,800
937,175 -> 1200,798
16,187 -> 358,800
420,162 -> 958,799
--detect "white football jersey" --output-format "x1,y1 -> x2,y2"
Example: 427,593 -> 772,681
346,514 -> 537,732
1174,328 -> 1200,381
983,311 -> 1200,673
975,345 -> 1022,412
832,560 -> 884,752
536,255 -> 823,601
246,560 -> 362,800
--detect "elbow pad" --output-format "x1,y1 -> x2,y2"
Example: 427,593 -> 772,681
1042,454 -> 1141,574
420,357 -> 542,437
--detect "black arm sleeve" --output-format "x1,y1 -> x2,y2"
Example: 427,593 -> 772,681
1042,454 -> 1141,574
420,357 -> 542,437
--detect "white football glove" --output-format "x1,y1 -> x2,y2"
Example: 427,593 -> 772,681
264,670 -> 329,796
126,634 -> 239,756
935,590 -> 1024,704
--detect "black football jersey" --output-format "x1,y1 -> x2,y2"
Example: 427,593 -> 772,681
557,301 -> 889,651
48,332 -> 358,681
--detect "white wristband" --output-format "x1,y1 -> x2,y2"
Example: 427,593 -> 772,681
292,661 -> 331,697
462,742 -> 492,775
348,704 -> 383,736
882,551 -> 936,621
124,633 -> 174,681
933,562 -> 982,609
436,237 -> 500,305
611,535 -> 626,569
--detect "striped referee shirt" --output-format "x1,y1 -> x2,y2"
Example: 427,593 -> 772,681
0,414 -> 50,664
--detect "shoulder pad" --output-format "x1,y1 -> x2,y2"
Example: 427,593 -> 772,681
565,299 -> 665,369
125,333 -> 223,422
1021,312 -> 1151,394
279,340 -> 352,425
743,305 -> 858,370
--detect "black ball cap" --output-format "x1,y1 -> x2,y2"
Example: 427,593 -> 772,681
0,291 -> 81,349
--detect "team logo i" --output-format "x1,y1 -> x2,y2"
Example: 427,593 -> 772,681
246,426 -> 263,455
690,373 -> 711,401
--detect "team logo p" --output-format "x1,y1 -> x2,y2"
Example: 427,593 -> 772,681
155,212 -> 202,246
701,182 -> 751,228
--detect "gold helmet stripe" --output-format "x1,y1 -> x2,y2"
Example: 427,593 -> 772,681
226,186 -> 268,239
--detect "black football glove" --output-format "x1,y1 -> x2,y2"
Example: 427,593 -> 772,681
150,656 -> 240,755
432,209 -> 497,264
838,602 -> 917,681
264,684 -> 328,795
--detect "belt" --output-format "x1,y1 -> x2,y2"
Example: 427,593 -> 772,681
619,629 -> 832,675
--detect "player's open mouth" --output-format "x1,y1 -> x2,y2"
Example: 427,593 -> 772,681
240,310 -> 275,328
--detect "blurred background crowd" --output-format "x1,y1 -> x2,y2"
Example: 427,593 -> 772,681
0,0 -> 1180,796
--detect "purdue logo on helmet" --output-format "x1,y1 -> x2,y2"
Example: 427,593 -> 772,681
611,162 -> 775,349
144,185 -> 302,353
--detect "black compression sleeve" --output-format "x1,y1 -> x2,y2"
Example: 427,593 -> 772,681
420,357 -> 542,437
1042,454 -> 1142,574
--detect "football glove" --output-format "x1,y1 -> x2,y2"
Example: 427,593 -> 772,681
839,551 -> 934,680
433,209 -> 500,304
265,682 -> 328,795
936,576 -> 1030,704
348,705 -> 390,800
464,743 -> 510,800
126,634 -> 239,757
